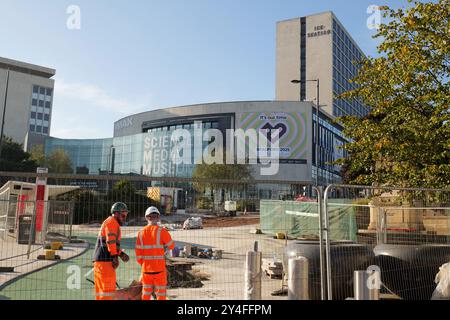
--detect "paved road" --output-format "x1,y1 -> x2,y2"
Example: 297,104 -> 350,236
0,224 -> 289,300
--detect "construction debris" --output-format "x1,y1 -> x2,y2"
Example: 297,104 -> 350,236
197,248 -> 213,259
170,247 -> 181,257
183,217 -> 203,230
212,250 -> 223,259
191,246 -> 199,256
161,223 -> 183,231
111,261 -> 209,300
167,260 -> 207,288
179,245 -> 222,260
262,258 -> 283,279
271,288 -> 288,296
249,228 -> 262,234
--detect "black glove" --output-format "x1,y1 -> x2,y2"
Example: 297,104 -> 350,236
119,251 -> 130,263
112,255 -> 119,269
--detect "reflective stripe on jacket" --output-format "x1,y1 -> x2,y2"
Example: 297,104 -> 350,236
135,225 -> 175,273
93,216 -> 122,262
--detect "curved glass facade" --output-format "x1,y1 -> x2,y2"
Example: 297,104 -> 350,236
44,125 -> 208,177
45,137 -> 113,174
45,112 -> 346,188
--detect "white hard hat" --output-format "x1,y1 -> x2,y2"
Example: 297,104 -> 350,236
145,206 -> 160,217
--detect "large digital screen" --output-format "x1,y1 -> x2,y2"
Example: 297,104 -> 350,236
236,112 -> 309,160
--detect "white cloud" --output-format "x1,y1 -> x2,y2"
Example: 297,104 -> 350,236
49,79 -> 153,139
54,79 -> 152,115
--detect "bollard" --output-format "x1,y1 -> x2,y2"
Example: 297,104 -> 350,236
354,270 -> 380,300
288,257 -> 309,300
244,251 -> 262,300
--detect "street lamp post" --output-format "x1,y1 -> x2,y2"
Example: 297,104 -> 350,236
291,78 -> 320,186
292,78 -> 325,300
0,68 -> 10,162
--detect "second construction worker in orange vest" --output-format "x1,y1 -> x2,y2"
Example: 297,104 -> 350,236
135,206 -> 175,300
93,202 -> 130,300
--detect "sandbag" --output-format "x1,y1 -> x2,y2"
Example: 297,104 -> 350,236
183,217 -> 203,230
431,262 -> 450,300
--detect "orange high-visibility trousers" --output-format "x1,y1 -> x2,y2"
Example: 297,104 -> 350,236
94,262 -> 116,300
141,272 -> 168,300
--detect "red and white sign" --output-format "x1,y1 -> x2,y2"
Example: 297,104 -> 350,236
35,168 -> 48,232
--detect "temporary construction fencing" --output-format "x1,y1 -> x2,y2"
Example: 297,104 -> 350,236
323,184 -> 450,300
0,171 -> 312,300
1,171 -> 450,300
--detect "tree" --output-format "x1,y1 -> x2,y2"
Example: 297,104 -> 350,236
46,149 -> 73,174
192,151 -> 253,206
111,180 -> 136,198
30,145 -> 74,174
30,144 -> 46,167
108,180 -> 157,222
0,137 -> 37,172
337,0 -> 450,188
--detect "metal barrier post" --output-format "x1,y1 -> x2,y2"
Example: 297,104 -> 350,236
354,270 -> 380,300
288,257 -> 309,300
376,207 -> 382,245
26,201 -> 37,259
244,250 -> 262,300
68,201 -> 74,242
376,207 -> 387,245
314,186 -> 327,300
323,184 -> 334,300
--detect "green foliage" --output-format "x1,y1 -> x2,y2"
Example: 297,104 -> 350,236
236,199 -> 258,212
0,137 -> 37,172
111,180 -> 136,198
30,145 -> 74,174
192,150 -> 253,193
337,0 -> 450,188
192,159 -> 253,206
107,180 -> 158,222
71,190 -> 110,224
46,149 -> 73,174
57,180 -> 159,224
30,144 -> 46,167
196,196 -> 213,210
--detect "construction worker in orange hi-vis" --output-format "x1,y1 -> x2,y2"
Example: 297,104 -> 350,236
93,202 -> 130,300
136,206 -> 175,300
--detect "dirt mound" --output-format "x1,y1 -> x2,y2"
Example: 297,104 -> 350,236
167,260 -> 209,288
202,216 -> 259,228
113,261 -> 209,300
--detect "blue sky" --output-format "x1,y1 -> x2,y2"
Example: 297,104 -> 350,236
0,0 -> 412,139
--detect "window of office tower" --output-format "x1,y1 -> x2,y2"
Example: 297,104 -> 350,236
332,20 -> 369,117
30,85 -> 52,135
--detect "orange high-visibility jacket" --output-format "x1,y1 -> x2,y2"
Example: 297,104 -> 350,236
93,216 -> 122,261
135,225 -> 175,273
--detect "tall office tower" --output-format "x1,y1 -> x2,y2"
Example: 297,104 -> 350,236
276,11 -> 369,118
0,57 -> 56,151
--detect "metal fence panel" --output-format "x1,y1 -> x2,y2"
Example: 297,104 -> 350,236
0,172 -> 314,300
324,184 -> 450,300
